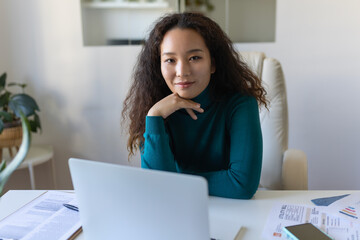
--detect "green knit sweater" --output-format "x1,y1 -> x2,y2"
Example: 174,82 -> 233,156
141,87 -> 263,199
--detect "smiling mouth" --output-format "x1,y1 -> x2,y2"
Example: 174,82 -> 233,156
175,82 -> 195,89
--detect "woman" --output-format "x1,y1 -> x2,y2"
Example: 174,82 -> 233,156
122,12 -> 267,199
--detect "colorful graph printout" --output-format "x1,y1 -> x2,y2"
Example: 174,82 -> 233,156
340,206 -> 358,219
327,193 -> 360,225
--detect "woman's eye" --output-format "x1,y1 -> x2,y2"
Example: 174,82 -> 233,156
164,59 -> 175,63
190,56 -> 201,61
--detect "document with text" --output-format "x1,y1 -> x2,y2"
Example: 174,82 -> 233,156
0,191 -> 81,240
262,202 -> 360,240
327,192 -> 360,224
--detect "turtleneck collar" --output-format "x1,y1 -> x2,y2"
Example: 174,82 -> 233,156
191,85 -> 212,110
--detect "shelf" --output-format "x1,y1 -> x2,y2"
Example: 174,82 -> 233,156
82,1 -> 170,9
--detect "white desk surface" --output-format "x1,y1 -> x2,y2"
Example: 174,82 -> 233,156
0,190 -> 356,240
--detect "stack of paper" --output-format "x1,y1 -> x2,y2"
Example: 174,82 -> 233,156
0,191 -> 81,240
262,194 -> 360,240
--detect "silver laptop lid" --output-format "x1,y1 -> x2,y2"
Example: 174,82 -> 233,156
69,158 -> 210,240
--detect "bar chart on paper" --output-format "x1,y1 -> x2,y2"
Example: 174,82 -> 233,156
339,206 -> 358,219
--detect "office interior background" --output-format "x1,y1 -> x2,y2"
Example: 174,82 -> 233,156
0,0 -> 360,191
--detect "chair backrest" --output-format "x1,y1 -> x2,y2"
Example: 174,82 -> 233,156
240,52 -> 288,190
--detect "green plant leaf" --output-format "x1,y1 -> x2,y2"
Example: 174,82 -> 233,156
0,160 -> 6,173
0,91 -> 11,107
8,93 -> 40,117
0,73 -> 6,89
29,113 -> 41,133
0,111 -> 14,122
0,111 -> 16,133
8,82 -> 27,89
34,112 -> 41,131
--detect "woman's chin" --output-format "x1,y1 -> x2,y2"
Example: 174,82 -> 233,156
177,92 -> 195,99
175,89 -> 200,99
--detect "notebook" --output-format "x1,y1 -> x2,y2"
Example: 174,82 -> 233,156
68,158 -> 210,240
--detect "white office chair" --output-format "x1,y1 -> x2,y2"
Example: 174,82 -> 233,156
240,52 -> 308,190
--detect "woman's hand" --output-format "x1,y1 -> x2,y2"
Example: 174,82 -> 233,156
147,93 -> 204,120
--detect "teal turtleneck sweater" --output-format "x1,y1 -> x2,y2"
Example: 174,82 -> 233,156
141,87 -> 263,199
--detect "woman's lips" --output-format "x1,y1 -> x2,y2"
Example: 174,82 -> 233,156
175,82 -> 194,89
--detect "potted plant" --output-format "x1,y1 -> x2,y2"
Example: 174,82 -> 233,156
0,112 -> 30,194
0,72 -> 41,193
0,72 -> 41,135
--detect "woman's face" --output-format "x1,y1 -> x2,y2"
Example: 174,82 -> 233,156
160,28 -> 215,99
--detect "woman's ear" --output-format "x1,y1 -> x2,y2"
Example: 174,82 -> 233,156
211,58 -> 216,74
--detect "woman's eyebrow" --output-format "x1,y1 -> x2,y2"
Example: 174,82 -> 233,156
161,49 -> 204,56
187,49 -> 204,54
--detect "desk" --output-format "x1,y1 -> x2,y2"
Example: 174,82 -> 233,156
0,190 -> 356,239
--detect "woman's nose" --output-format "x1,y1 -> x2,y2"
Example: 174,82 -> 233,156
176,61 -> 191,77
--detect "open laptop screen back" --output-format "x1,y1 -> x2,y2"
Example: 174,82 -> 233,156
69,158 -> 210,240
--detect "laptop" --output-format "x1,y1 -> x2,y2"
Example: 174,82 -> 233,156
68,158 -> 210,240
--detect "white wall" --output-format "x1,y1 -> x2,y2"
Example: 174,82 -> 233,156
0,0 -> 141,189
1,0 -> 360,190
236,0 -> 360,189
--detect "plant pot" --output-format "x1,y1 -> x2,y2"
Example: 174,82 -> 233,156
0,121 -> 22,161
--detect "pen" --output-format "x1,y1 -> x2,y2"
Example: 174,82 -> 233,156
63,203 -> 79,212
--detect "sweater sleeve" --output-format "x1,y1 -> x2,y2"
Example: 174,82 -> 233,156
195,97 -> 263,199
141,116 -> 177,172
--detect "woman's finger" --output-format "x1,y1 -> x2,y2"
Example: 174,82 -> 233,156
185,108 -> 198,120
148,93 -> 204,119
177,98 -> 204,113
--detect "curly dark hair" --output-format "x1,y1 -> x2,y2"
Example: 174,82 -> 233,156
122,12 -> 267,157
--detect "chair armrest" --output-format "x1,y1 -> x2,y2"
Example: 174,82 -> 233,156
282,149 -> 308,190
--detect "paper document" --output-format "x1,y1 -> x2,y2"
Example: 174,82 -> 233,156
262,202 -> 360,240
0,191 -> 81,240
327,192 -> 360,224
